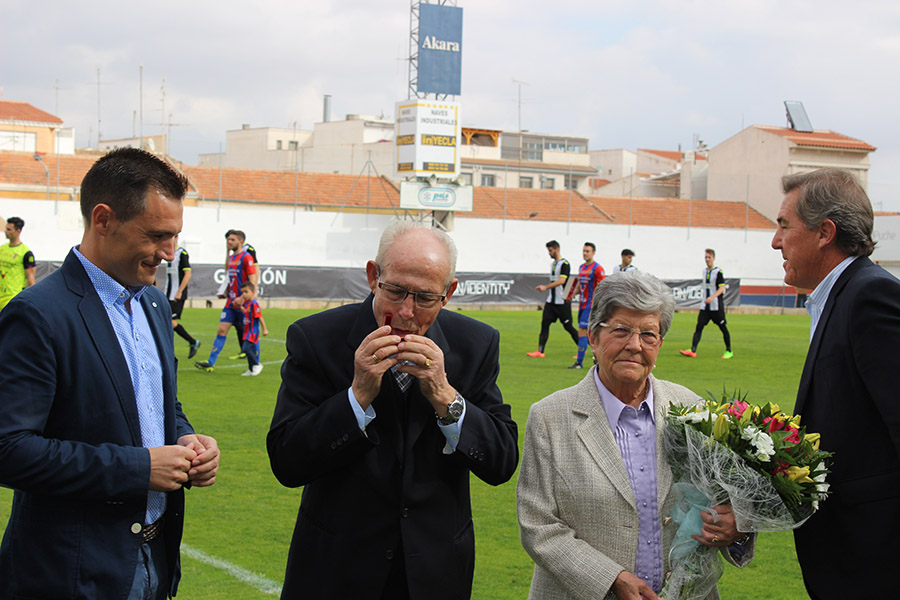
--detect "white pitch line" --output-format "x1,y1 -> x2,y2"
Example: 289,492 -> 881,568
178,359 -> 282,372
181,543 -> 282,595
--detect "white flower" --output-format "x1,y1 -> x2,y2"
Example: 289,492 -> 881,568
687,410 -> 710,424
812,461 -> 830,497
741,427 -> 775,462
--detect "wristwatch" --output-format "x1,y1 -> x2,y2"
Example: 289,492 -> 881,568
437,392 -> 465,425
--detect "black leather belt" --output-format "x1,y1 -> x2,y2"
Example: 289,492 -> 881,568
141,516 -> 164,544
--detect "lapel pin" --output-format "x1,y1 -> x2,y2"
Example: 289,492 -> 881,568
151,302 -> 158,308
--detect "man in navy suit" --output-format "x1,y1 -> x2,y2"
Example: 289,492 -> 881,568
772,168 -> 900,599
268,221 -> 519,599
0,148 -> 220,599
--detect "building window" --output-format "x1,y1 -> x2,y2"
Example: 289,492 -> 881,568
276,140 -> 283,150
541,177 -> 555,190
564,175 -> 577,190
459,173 -> 473,185
520,176 -> 533,188
289,141 -> 299,150
481,174 -> 495,187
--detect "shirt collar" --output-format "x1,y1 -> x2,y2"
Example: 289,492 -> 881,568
73,246 -> 147,308
593,367 -> 655,431
806,255 -> 857,338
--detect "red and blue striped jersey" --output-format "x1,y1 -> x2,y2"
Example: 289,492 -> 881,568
578,261 -> 606,310
239,299 -> 262,343
227,250 -> 256,302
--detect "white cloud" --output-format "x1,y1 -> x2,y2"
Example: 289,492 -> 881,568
2,0 -> 898,205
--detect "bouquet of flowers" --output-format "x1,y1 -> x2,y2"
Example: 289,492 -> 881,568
659,391 -> 832,599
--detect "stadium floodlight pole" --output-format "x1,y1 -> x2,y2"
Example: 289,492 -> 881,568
503,160 -> 508,232
567,163 -> 572,235
745,174 -> 750,243
55,128 -> 60,214
629,169 -> 634,238
139,65 -> 143,151
217,142 -> 222,222
33,154 -> 50,200
293,120 -> 299,225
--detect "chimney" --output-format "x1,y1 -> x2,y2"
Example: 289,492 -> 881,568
323,95 -> 332,123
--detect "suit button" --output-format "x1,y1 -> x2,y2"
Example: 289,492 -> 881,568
330,442 -> 337,449
401,508 -> 409,518
131,522 -> 142,535
385,550 -> 394,560
342,434 -> 349,441
336,439 -> 343,446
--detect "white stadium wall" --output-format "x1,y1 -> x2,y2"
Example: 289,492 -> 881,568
1,196 -> 789,290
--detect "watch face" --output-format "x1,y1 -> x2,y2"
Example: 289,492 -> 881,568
448,396 -> 464,418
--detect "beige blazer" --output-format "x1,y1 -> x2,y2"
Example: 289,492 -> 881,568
517,370 -> 754,600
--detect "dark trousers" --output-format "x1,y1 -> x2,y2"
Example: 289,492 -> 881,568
242,339 -> 260,368
691,307 -> 731,351
538,303 -> 579,351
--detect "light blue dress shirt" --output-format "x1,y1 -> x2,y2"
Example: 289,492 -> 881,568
806,256 -> 857,341
74,247 -> 167,524
594,369 -> 664,592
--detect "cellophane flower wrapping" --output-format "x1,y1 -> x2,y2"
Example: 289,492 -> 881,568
659,393 -> 832,600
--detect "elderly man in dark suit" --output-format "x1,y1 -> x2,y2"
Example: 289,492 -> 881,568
772,168 -> 900,599
268,221 -> 519,600
0,148 -> 219,600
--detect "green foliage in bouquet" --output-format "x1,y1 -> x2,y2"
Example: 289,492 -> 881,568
668,390 -> 833,523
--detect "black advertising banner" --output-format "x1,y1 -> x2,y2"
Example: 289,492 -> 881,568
177,266 -> 741,308
34,262 -> 740,307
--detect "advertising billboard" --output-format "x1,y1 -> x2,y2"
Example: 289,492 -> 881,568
395,100 -> 461,178
399,181 -> 473,212
417,3 -> 463,95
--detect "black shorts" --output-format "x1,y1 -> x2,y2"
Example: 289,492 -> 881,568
169,298 -> 186,320
542,302 -> 573,325
697,307 -> 726,327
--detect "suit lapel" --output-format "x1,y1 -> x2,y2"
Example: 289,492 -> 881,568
573,374 -> 637,510
796,257 -> 868,413
62,252 -> 142,445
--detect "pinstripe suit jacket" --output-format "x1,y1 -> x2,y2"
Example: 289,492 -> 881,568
517,371 -> 753,600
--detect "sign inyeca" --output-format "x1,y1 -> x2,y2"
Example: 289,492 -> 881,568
395,101 -> 461,178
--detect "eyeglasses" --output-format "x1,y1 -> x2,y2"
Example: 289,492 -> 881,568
377,281 -> 446,309
599,322 -> 662,348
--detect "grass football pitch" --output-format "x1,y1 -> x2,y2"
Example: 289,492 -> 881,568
0,307 -> 813,599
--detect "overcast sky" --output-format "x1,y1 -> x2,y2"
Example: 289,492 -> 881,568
4,1 -> 900,208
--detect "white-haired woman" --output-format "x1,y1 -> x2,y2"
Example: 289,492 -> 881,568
517,271 -> 754,600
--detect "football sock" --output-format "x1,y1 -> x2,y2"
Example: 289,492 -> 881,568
174,324 -> 195,344
208,335 -> 226,366
576,336 -> 588,365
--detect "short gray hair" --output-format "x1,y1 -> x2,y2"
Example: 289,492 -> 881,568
375,220 -> 458,288
587,270 -> 675,338
782,168 -> 875,257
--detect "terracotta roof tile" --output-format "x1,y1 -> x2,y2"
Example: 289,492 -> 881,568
0,151 -> 773,230
755,125 -> 876,151
179,164 -> 401,209
0,100 -> 63,125
0,151 -> 98,186
460,188 -> 773,230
